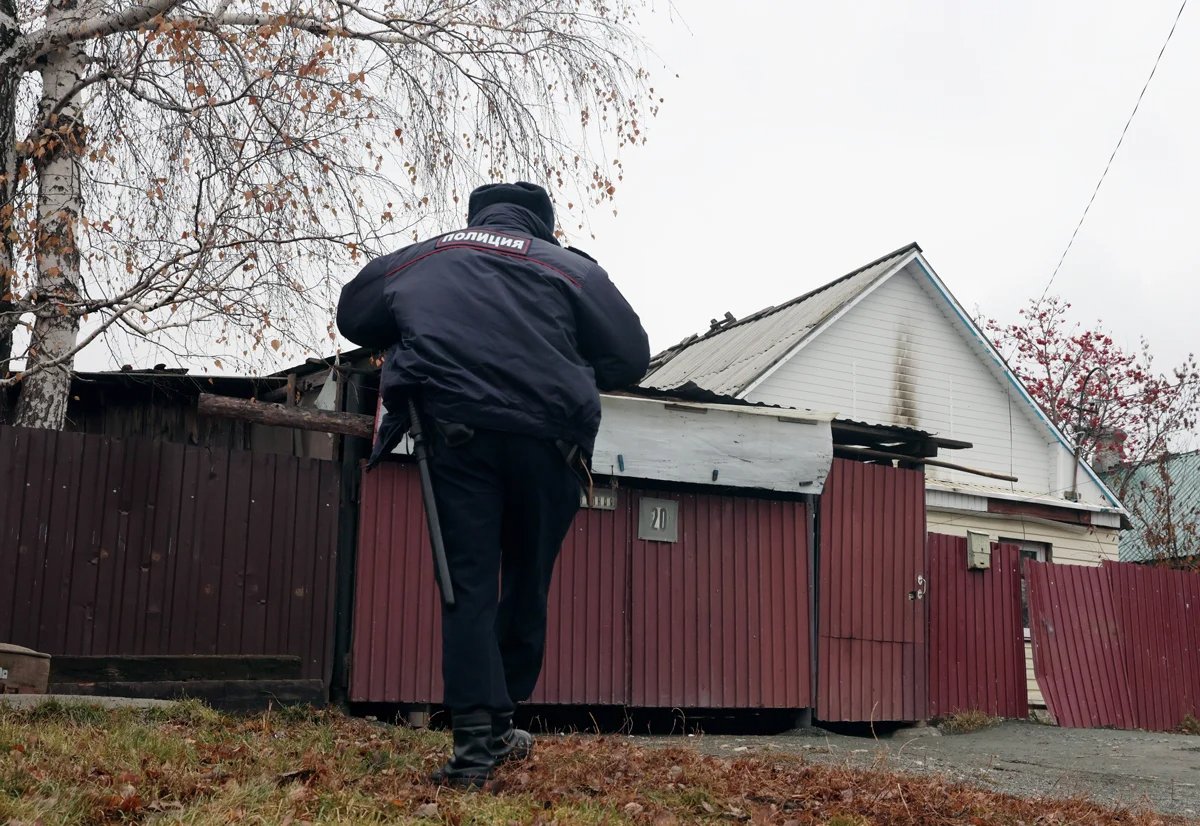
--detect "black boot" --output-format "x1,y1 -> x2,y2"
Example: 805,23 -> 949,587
431,710 -> 496,789
492,711 -> 534,764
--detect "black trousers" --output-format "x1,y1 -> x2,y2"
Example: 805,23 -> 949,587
428,427 -> 581,714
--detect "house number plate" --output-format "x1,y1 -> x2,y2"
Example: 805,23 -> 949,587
638,497 -> 678,542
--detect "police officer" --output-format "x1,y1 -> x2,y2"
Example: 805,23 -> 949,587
336,182 -> 649,788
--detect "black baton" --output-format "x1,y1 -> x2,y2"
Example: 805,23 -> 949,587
407,397 -> 456,608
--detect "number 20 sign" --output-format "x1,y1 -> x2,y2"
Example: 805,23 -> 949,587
638,497 -> 678,543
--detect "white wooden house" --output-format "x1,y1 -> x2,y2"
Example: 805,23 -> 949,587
642,243 -> 1129,705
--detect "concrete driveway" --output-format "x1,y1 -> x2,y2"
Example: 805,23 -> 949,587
644,721 -> 1200,818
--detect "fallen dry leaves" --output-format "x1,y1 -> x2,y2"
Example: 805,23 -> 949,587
0,701 -> 1189,825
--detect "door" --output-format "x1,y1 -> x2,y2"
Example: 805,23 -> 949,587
817,459 -> 927,721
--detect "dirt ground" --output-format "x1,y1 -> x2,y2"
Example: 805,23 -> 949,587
641,721 -> 1200,818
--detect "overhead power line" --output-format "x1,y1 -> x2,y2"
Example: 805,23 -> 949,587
1041,0 -> 1189,299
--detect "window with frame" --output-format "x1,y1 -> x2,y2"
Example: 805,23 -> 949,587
1004,538 -> 1052,639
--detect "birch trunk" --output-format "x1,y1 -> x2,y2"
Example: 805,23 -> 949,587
0,0 -> 18,401
13,0 -> 85,429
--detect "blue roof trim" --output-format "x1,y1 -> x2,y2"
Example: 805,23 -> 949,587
910,256 -> 1123,510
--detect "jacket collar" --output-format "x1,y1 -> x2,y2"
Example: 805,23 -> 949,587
469,203 -> 560,246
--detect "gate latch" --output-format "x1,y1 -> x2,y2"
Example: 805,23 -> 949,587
907,574 -> 927,601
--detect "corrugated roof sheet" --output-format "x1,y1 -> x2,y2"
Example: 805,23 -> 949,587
642,244 -> 920,397
1105,451 -> 1200,561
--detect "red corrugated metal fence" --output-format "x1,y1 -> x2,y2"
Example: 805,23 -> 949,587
1027,561 -> 1134,729
1110,563 -> 1200,732
927,535 -> 1027,719
1028,560 -> 1200,731
817,459 -> 927,722
350,462 -> 630,704
631,492 -> 811,708
532,505 -> 631,704
352,463 -> 814,708
0,425 -> 339,681
350,458 -> 444,703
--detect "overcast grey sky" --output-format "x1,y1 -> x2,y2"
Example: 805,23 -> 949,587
574,0 -> 1198,370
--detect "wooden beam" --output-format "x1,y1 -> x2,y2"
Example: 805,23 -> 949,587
831,421 -> 906,442
832,420 -> 973,451
49,654 -> 303,683
833,445 -> 1018,482
931,435 -> 974,451
46,679 -> 327,712
198,393 -> 374,439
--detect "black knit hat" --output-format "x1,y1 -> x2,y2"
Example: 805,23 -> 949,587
467,181 -> 555,235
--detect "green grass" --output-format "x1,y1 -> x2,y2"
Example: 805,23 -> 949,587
937,709 -> 1002,735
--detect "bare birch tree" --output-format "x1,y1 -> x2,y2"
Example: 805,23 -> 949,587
0,0 -> 20,410
0,0 -> 657,428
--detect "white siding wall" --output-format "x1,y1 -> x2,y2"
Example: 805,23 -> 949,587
928,508 -> 1120,708
746,263 -> 1112,507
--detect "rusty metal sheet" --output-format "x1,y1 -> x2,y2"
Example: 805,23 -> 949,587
927,535 -> 1027,719
817,459 -> 927,722
1027,561 -> 1135,729
630,491 -> 812,709
0,425 -> 339,683
351,462 -> 631,705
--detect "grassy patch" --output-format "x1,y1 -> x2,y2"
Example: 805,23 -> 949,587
1028,708 -> 1057,726
1180,713 -> 1200,735
144,698 -> 223,727
0,701 -> 1184,824
937,709 -> 1002,735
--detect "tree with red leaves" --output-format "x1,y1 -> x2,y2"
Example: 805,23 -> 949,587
984,295 -> 1199,468
985,295 -> 1200,567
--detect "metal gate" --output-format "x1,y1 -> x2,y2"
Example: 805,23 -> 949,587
817,459 -> 927,722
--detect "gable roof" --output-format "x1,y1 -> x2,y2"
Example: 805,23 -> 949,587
1103,451 -> 1200,560
643,244 -> 921,396
643,243 -> 1126,512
